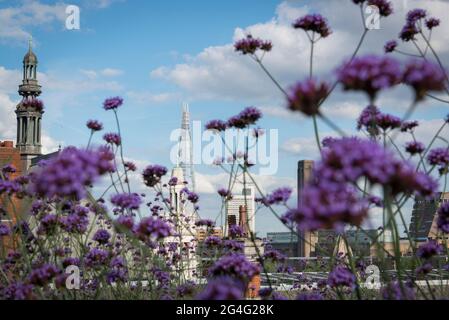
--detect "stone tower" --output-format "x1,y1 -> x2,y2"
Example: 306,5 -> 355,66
167,166 -> 197,280
15,39 -> 43,171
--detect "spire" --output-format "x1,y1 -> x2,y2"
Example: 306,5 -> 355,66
176,102 -> 196,192
19,37 -> 41,98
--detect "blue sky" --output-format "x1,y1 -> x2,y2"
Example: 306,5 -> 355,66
1,0 -> 449,235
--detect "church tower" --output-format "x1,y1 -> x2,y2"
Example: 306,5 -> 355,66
167,166 -> 197,281
15,39 -> 43,171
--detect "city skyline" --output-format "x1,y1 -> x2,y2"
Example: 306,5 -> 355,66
1,0 -> 449,236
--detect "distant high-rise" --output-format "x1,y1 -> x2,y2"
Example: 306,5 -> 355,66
297,160 -> 315,257
409,192 -> 449,242
176,103 -> 196,192
225,184 -> 256,237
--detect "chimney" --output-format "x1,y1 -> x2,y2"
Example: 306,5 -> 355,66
238,205 -> 248,236
0,141 -> 14,148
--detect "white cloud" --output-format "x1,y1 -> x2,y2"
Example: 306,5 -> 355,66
195,170 -> 296,195
101,68 -> 123,77
321,101 -> 363,121
151,0 -> 449,108
281,136 -> 320,158
0,1 -> 67,42
126,91 -> 177,105
80,68 -> 123,79
0,66 -> 22,94
0,93 -> 17,139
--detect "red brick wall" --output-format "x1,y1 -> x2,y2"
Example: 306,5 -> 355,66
0,141 -> 23,252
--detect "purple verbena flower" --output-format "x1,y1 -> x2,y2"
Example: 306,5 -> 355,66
197,276 -> 245,300
384,40 -> 397,53
336,55 -> 402,99
84,248 -> 110,267
437,202 -> 449,233
111,193 -> 142,210
293,14 -> 332,38
263,249 -> 286,262
417,240 -> 443,260
209,253 -> 260,282
0,223 -> 11,236
1,282 -> 34,300
103,96 -> 123,110
327,266 -> 356,288
382,281 -> 415,300
400,120 -> 419,132
425,17 -> 440,30
406,8 -> 426,24
229,224 -> 244,238
204,235 -> 222,247
195,219 -> 215,228
368,0 -> 393,17
205,120 -> 227,132
405,141 -> 425,155
227,107 -> 262,129
86,120 -> 103,131
399,23 -> 419,42
265,187 -> 292,205
103,132 -> 121,146
29,147 -> 115,200
93,229 -> 111,244
22,97 -> 44,112
135,216 -> 172,240
403,59 -> 447,101
28,264 -> 60,286
376,113 -> 402,131
142,165 -> 167,187
234,34 -> 272,55
286,79 -> 329,116
427,148 -> 449,167
217,188 -> 232,199
223,239 -> 244,252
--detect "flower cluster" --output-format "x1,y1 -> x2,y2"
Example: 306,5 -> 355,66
384,40 -> 397,53
382,281 -> 415,300
292,14 -> 332,38
291,137 -> 437,231
403,59 -> 447,101
357,105 -> 402,134
208,253 -> 260,282
135,216 -> 172,241
427,148 -> 449,173
417,240 -> 443,260
286,79 -> 329,116
86,120 -> 103,131
327,266 -> 356,289
103,133 -> 121,146
336,55 -> 402,100
368,0 -> 393,17
197,276 -> 245,300
205,120 -> 227,132
29,146 -> 115,200
234,34 -> 272,55
437,202 -> 449,233
111,193 -> 142,211
405,141 -> 425,156
103,96 -> 124,110
21,97 -> 44,112
227,107 -> 262,129
265,187 -> 292,205
142,165 -> 167,187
